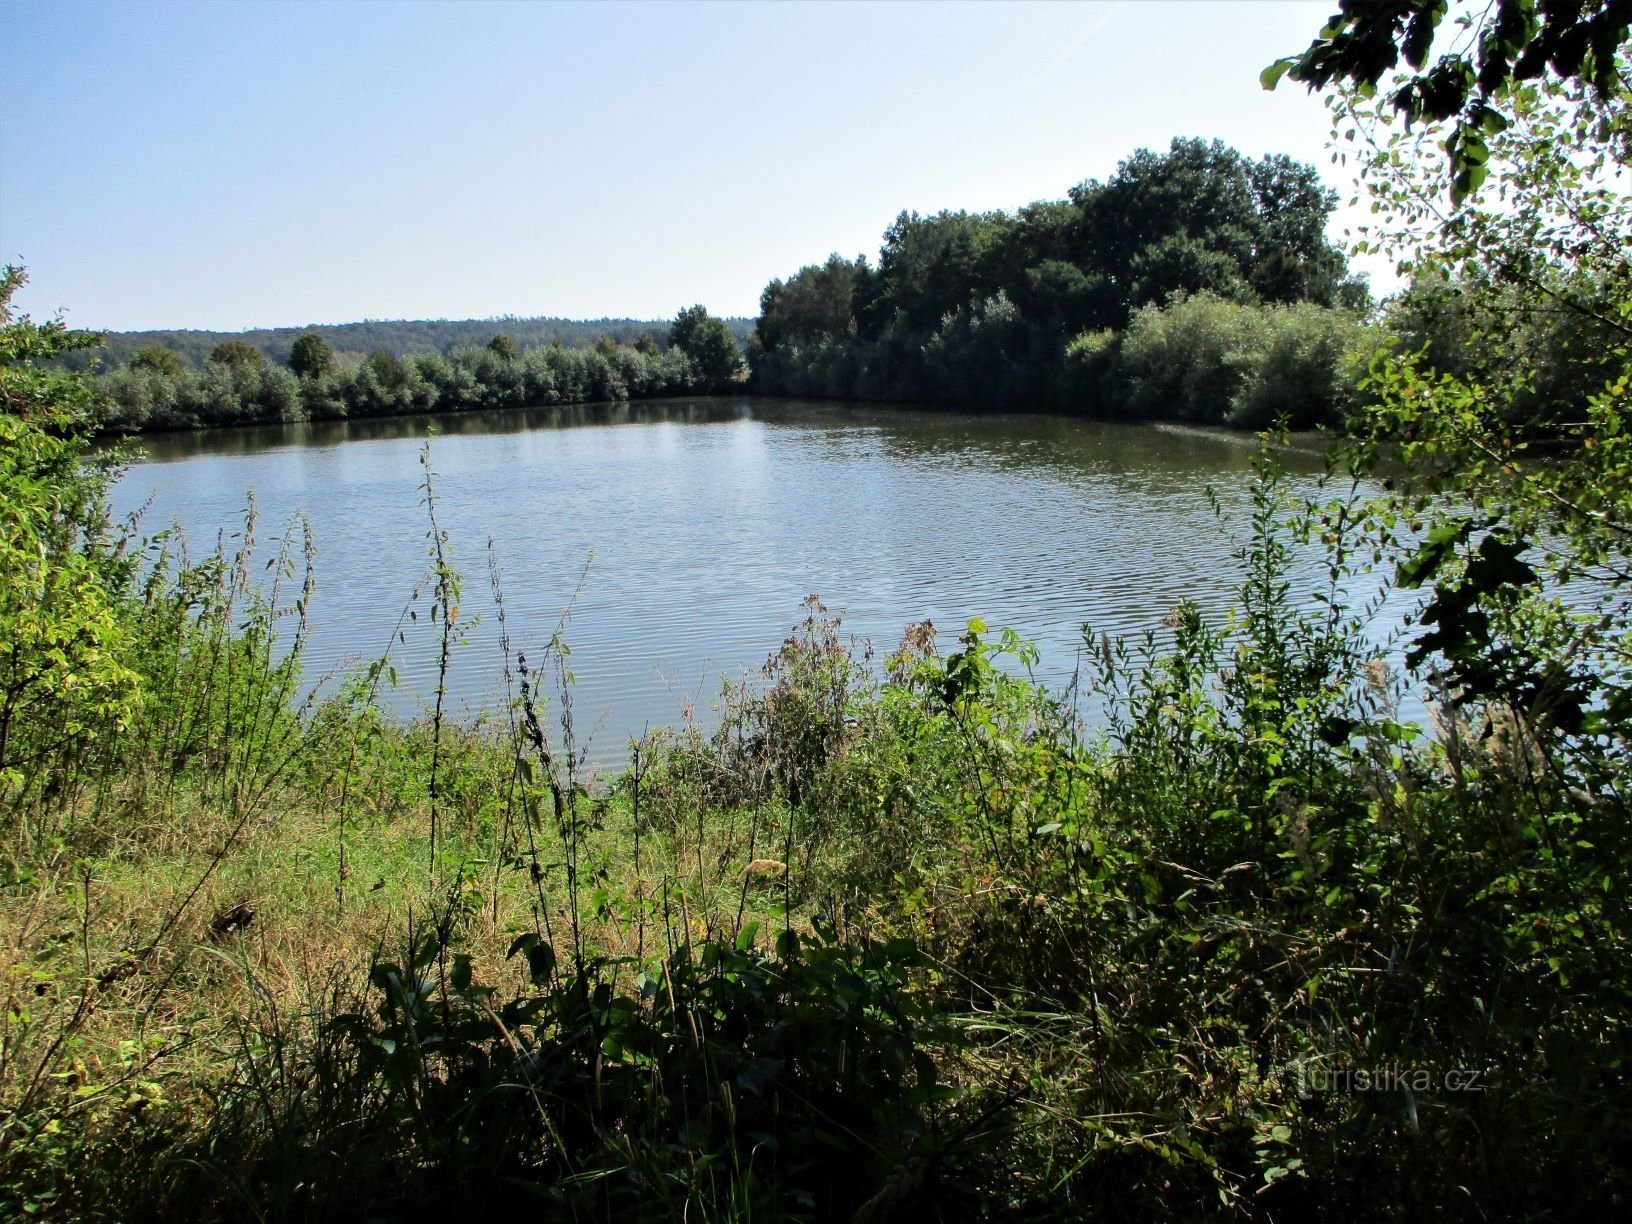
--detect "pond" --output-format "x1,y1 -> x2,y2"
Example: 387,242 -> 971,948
111,398 -> 1411,770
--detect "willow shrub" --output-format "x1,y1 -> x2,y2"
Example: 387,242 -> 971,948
97,358 -> 305,429
1101,292 -> 1366,427
93,340 -> 706,433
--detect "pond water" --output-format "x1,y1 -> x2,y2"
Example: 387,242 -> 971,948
111,398 -> 1413,770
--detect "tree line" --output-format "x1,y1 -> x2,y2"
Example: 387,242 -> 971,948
749,138 -> 1371,425
61,312 -> 754,373
92,307 -> 745,432
77,132 -> 1624,440
749,133 -> 1620,436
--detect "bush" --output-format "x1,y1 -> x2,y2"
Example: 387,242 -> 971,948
1229,301 -> 1365,428
0,269 -> 141,824
182,921 -> 976,1220
94,333 -> 723,433
1108,293 -> 1364,426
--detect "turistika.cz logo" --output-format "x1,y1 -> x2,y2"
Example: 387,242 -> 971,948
1294,1063 -> 1486,1095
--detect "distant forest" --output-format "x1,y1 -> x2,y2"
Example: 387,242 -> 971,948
60,314 -> 756,372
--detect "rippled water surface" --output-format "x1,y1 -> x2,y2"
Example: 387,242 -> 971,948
113,398 -> 1401,769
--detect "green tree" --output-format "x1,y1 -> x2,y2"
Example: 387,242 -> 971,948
755,254 -> 870,351
129,344 -> 183,376
1258,38 -> 1632,1204
289,332 -> 336,379
1072,138 -> 1353,319
486,333 -> 518,360
749,143 -> 1355,408
209,339 -> 263,367
1303,24 -> 1632,740
1247,152 -> 1364,304
860,210 -> 1013,339
1340,61 -> 1630,515
0,267 -> 140,803
670,305 -> 743,391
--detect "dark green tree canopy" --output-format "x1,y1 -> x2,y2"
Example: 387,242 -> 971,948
364,348 -> 407,391
130,345 -> 183,377
1074,138 -> 1352,318
288,332 -> 335,380
670,305 -> 743,391
750,142 -> 1359,411
668,305 -> 710,354
756,254 -> 870,351
486,333 -> 518,360
863,210 -> 1013,338
209,339 -> 263,367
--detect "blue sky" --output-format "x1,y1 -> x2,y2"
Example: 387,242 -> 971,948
2,0 -> 1379,331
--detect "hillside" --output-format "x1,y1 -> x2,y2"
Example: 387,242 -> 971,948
60,314 -> 757,371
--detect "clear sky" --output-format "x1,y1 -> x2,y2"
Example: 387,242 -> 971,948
2,0 -> 1383,332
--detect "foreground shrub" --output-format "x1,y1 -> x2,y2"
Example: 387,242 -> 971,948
153,921 -> 982,1221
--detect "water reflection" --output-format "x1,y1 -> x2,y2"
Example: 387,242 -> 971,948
113,398 -> 1394,772
120,399 -> 755,462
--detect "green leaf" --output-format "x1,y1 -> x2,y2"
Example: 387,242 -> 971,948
1397,518 -> 1470,588
1468,532 -> 1537,589
1260,58 -> 1296,91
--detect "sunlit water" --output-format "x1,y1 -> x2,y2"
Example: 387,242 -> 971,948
110,398 -> 1419,771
